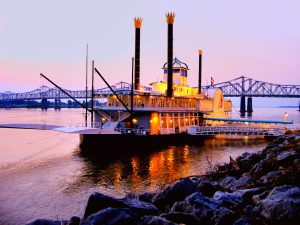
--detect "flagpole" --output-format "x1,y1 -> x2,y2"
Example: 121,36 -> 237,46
85,44 -> 88,127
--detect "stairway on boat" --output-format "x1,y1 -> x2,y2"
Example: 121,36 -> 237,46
102,121 -> 119,130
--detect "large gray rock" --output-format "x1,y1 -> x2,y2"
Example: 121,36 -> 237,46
171,192 -> 221,219
213,191 -> 243,206
152,178 -> 197,211
209,207 -> 238,225
214,188 -> 263,207
236,152 -> 261,171
81,207 -> 138,225
138,215 -> 177,225
277,151 -> 298,163
160,212 -> 198,225
219,176 -> 253,192
255,185 -> 300,224
259,170 -> 285,186
197,180 -> 219,197
68,216 -> 80,225
84,192 -> 126,219
219,176 -> 237,190
26,220 -> 67,225
230,176 -> 253,191
232,216 -> 251,225
84,192 -> 159,219
125,199 -> 159,216
250,158 -> 277,178
139,192 -> 156,203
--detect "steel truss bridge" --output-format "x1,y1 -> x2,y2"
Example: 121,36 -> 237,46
0,82 -> 134,101
202,76 -> 300,98
0,76 -> 299,101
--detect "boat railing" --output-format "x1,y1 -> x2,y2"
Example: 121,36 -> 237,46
187,125 -> 286,136
96,105 -> 198,112
115,127 -> 160,135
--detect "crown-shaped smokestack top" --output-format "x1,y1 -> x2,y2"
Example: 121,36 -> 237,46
134,17 -> 143,28
166,12 -> 175,24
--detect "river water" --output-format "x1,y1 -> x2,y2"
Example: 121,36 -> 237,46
0,108 -> 299,224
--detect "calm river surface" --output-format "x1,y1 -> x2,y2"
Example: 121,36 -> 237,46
0,108 -> 299,224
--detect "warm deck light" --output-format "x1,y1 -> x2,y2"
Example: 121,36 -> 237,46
101,118 -> 106,122
152,116 -> 158,122
132,118 -> 138,124
170,119 -> 173,123
150,120 -> 152,123
185,119 -> 188,122
283,112 -> 288,121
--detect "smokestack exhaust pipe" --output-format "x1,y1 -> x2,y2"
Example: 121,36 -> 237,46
134,17 -> 142,90
198,50 -> 202,94
166,12 -> 175,97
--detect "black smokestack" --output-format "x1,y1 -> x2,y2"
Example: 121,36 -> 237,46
198,50 -> 202,94
166,12 -> 175,97
134,17 -> 142,90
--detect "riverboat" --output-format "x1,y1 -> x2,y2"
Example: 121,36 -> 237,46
79,13 -> 232,155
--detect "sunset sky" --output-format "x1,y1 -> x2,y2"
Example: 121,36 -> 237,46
0,0 -> 299,106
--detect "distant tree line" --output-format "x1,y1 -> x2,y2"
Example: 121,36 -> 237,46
0,99 -> 101,109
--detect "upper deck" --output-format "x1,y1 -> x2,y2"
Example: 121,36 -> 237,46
95,89 -> 232,114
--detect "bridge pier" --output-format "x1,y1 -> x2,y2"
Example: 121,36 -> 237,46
54,98 -> 62,110
240,96 -> 246,117
41,97 -> 48,110
247,97 -> 253,116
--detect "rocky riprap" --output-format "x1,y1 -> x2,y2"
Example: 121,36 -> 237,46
28,134 -> 300,225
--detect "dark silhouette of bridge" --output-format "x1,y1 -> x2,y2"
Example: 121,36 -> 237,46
0,76 -> 299,113
202,76 -> 300,115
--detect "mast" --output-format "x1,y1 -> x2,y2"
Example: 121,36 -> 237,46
85,44 -> 88,127
91,60 -> 94,127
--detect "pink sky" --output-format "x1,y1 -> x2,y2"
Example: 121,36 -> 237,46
1,0 -> 300,93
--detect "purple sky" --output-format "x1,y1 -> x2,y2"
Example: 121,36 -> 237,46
0,0 -> 299,105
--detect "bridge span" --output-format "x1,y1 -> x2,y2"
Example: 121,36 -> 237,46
202,76 -> 300,116
0,76 -> 299,112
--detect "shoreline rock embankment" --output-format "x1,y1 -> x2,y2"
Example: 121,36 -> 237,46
28,134 -> 300,225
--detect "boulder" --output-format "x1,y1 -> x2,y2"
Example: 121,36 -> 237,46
160,212 -> 198,225
236,152 -> 261,171
250,158 -> 277,178
197,180 -> 218,197
230,176 -> 253,191
256,185 -> 300,224
84,192 -> 159,219
84,192 -> 127,219
139,192 -> 156,203
213,191 -> 243,206
209,207 -> 238,225
125,199 -> 160,216
81,207 -> 138,225
232,216 -> 251,225
259,170 -> 285,186
152,178 -> 197,211
219,176 -> 237,190
68,217 -> 80,225
170,200 -> 194,214
277,151 -> 298,163
138,215 -> 177,225
171,192 -> 221,219
26,220 -> 67,225
234,188 -> 263,205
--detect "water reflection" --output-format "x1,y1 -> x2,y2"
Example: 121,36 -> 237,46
72,137 -> 268,196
